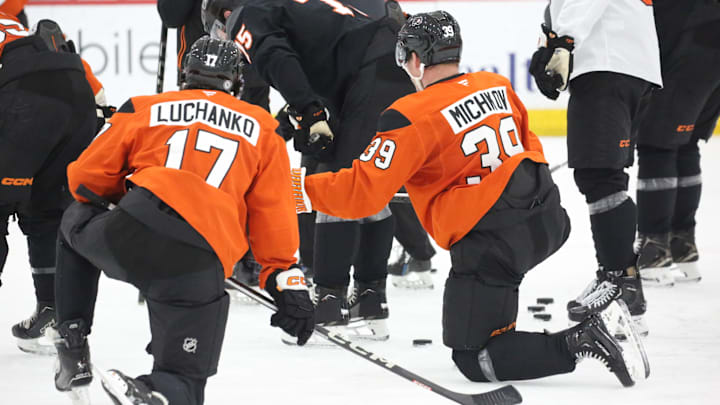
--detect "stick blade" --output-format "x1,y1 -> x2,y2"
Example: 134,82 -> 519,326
469,385 -> 522,405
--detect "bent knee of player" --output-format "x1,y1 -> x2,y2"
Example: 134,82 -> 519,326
573,168 -> 629,202
452,349 -> 496,382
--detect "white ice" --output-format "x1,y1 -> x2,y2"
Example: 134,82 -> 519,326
0,137 -> 718,405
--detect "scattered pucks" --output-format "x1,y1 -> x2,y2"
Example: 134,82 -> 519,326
537,297 -> 554,305
413,339 -> 433,346
527,305 -> 545,312
534,313 -> 552,321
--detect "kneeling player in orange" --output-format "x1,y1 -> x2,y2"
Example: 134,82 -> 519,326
292,11 -> 648,386
52,37 -> 314,405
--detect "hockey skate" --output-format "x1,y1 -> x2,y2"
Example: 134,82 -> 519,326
228,257 -> 261,305
670,229 -> 701,282
636,233 -> 676,287
347,279 -> 389,340
567,268 -> 648,338
391,256 -> 435,290
565,310 -> 648,387
95,368 -> 168,405
11,302 -> 57,355
54,319 -> 93,405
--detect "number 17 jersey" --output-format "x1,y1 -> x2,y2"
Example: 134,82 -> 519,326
305,71 -> 548,249
67,89 -> 299,286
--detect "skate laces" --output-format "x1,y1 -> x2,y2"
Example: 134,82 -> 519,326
578,280 -> 619,311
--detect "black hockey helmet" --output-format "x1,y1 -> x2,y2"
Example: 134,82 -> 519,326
30,19 -> 75,53
395,11 -> 462,68
180,36 -> 243,95
201,0 -> 245,39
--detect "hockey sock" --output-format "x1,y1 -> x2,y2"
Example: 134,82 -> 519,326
298,211 -> 316,268
636,145 -> 677,234
354,216 -> 394,283
54,237 -> 101,326
673,141 -> 702,231
452,331 -> 575,382
389,202 -> 435,261
590,198 -> 637,270
32,273 -> 55,305
313,221 -> 360,288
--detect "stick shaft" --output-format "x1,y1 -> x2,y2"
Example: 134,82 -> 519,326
156,24 -> 168,94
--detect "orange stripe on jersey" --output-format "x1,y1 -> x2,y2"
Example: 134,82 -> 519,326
177,25 -> 186,71
0,11 -> 28,58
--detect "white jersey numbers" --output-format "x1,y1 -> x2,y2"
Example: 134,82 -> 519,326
461,116 -> 524,182
359,138 -> 396,170
165,128 -> 239,188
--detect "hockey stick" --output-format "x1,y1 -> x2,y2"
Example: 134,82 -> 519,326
156,24 -> 168,94
390,160 -> 569,203
225,276 -> 522,405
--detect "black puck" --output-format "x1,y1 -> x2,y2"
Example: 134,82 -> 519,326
534,313 -> 552,321
413,339 -> 433,346
527,305 -> 545,312
537,297 -> 555,305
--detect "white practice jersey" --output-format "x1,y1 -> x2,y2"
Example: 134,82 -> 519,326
548,0 -> 662,87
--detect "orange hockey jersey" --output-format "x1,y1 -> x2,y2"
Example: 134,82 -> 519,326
67,89 -> 300,287
0,11 -> 28,57
305,71 -> 547,249
0,1 -> 26,20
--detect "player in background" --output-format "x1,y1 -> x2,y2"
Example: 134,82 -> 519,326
0,16 -> 98,355
0,0 -> 28,26
52,37 -> 314,405
529,0 -> 661,335
202,0 -> 415,339
634,0 -> 720,284
291,11 -> 648,387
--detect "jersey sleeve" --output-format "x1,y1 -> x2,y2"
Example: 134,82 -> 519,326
66,99 -> 138,204
305,109 -> 426,219
245,124 -> 300,289
81,58 -> 106,105
553,0 -> 611,47
229,5 -> 318,110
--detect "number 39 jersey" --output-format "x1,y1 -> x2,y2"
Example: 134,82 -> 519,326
67,89 -> 299,286
305,72 -> 547,249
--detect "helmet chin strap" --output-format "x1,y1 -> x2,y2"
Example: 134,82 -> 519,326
402,62 -> 426,92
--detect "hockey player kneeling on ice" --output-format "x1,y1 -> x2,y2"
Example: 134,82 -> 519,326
52,37 -> 314,405
0,16 -> 100,356
291,11 -> 649,386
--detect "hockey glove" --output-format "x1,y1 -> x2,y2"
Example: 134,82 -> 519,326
286,102 -> 335,158
274,104 -> 295,142
529,24 -> 575,100
96,104 -> 117,133
290,167 -> 312,214
265,267 -> 315,346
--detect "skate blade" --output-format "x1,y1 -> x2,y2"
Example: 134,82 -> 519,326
671,262 -> 702,283
17,337 -> 57,356
602,301 -> 651,381
93,366 -> 135,405
391,272 -> 434,290
639,266 -> 676,287
345,319 -> 389,341
67,386 -> 90,405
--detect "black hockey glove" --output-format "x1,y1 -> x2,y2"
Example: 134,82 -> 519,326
274,104 -> 295,142
265,266 -> 315,346
529,24 -> 575,100
95,104 -> 117,133
286,102 -> 335,158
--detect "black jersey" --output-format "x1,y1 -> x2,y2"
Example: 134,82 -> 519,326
654,0 -> 720,59
227,0 -> 382,111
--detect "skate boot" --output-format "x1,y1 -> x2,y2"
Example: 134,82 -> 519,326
229,255 -> 261,305
391,256 -> 435,289
614,266 -> 648,338
347,279 -> 389,340
11,302 -> 57,355
55,319 -> 93,405
387,244 -> 408,276
636,233 -> 675,287
97,368 -> 168,405
670,229 -> 701,282
566,270 -> 622,323
314,286 -> 349,326
565,313 -> 637,387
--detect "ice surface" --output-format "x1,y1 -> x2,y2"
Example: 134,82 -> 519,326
0,137 -> 718,404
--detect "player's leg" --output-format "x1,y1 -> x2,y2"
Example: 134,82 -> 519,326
0,207 -> 11,287
388,198 -> 436,289
566,72 -> 652,330
671,84 -> 720,281
11,210 -> 63,354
